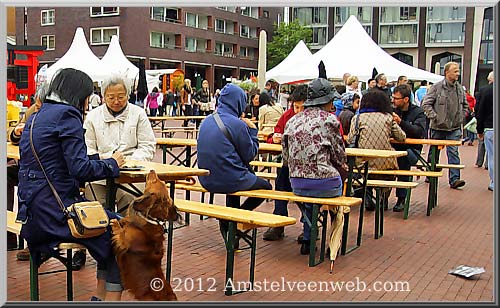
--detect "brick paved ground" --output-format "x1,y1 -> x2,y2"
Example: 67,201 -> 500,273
6,128 -> 495,302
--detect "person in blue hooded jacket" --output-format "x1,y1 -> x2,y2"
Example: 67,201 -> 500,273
197,83 -> 272,241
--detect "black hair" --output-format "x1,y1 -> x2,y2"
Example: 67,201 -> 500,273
352,93 -> 360,102
367,78 -> 375,84
393,84 -> 412,99
291,85 -> 307,102
335,84 -> 346,95
152,87 -> 159,93
259,92 -> 272,106
48,68 -> 93,113
420,80 -> 428,86
360,90 -> 392,114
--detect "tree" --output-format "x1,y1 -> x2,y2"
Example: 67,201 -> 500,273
267,19 -> 313,70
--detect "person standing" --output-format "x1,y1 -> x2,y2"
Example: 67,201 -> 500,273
421,62 -> 468,189
414,80 -> 428,106
373,73 -> 392,99
164,89 -> 175,116
391,84 -> 426,211
145,87 -> 160,116
476,71 -> 494,191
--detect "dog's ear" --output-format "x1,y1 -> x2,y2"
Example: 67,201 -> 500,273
132,192 -> 154,211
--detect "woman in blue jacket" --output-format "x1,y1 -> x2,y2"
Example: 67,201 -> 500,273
197,84 -> 272,242
17,68 -> 126,301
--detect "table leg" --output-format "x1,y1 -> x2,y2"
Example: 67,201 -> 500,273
105,178 -> 117,212
166,181 -> 175,282
427,146 -> 438,216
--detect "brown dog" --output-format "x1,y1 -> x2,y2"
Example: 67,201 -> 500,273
111,170 -> 179,301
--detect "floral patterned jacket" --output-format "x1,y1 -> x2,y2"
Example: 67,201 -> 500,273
282,107 -> 347,179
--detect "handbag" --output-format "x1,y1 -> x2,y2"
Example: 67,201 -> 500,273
29,113 -> 109,239
200,102 -> 210,112
347,113 -> 361,148
213,112 -> 255,174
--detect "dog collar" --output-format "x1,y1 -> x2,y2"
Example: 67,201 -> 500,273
137,211 -> 166,227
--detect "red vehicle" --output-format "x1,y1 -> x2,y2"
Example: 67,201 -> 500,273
7,43 -> 45,106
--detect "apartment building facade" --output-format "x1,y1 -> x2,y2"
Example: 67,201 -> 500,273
287,6 -> 493,93
14,6 -> 281,90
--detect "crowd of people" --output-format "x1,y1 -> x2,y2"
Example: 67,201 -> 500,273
6,61 -> 494,300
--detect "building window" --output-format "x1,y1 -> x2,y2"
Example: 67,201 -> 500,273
427,7 -> 466,21
41,9 -> 55,26
427,22 -> 465,45
41,35 -> 55,50
241,7 -> 251,17
431,52 -> 462,79
381,7 -> 418,23
240,46 -> 249,58
311,27 -> 327,45
263,10 -> 269,18
380,24 -> 418,45
90,7 -> 119,17
334,7 -> 372,24
151,7 -> 179,23
185,37 -> 197,52
185,12 -> 199,28
215,19 -> 226,33
150,31 -> 175,49
215,42 -> 234,57
293,7 -> 327,25
90,27 -> 118,45
240,25 -> 250,38
391,52 -> 413,66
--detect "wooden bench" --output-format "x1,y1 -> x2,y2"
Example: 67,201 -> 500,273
362,180 -> 419,238
7,210 -> 86,301
172,183 -> 363,262
415,163 -> 466,170
161,126 -> 198,138
254,171 -> 278,181
172,199 -> 296,296
249,161 -> 283,169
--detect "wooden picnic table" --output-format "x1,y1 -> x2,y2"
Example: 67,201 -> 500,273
148,116 -> 207,131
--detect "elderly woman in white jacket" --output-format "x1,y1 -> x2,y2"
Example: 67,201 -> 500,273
83,75 -> 156,210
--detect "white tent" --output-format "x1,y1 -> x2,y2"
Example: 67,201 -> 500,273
100,35 -> 139,82
46,27 -> 110,82
265,40 -> 313,84
280,16 -> 443,84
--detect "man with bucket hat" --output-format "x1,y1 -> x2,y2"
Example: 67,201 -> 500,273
282,78 -> 347,255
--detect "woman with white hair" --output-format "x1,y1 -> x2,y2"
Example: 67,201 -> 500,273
83,75 -> 156,205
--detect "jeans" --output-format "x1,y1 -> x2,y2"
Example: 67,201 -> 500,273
292,186 -> 343,241
149,108 -> 158,117
225,177 -> 273,211
484,130 -> 494,189
429,128 -> 462,185
476,138 -> 488,167
273,166 -> 292,216
396,149 -> 419,198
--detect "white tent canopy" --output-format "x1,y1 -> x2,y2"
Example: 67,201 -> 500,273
100,35 -> 139,83
265,40 -> 313,84
279,16 -> 443,84
45,27 -> 110,82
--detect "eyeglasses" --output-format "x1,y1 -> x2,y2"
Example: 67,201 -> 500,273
392,96 -> 404,101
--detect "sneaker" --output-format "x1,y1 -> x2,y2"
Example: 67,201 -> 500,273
300,240 -> 311,255
263,227 -> 284,241
72,250 -> 87,271
450,179 -> 466,189
7,233 -> 18,250
488,187 -> 494,191
90,296 -> 102,301
16,248 -> 30,261
364,199 -> 375,211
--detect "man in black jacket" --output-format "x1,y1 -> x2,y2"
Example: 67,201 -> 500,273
391,84 -> 427,211
476,71 -> 494,191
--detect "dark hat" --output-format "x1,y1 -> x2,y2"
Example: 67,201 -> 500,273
304,78 -> 335,107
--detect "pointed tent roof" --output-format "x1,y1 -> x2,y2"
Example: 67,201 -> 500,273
100,35 -> 139,82
265,40 -> 313,84
281,16 -> 443,84
46,27 -> 109,81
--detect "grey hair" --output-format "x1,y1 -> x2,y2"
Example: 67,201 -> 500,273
101,75 -> 132,98
34,82 -> 49,102
487,71 -> 494,82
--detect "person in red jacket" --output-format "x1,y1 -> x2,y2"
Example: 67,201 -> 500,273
462,88 -> 477,145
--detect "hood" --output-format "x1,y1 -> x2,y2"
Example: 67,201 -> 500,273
150,92 -> 159,98
216,83 -> 247,117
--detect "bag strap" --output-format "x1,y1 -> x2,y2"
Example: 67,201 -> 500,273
213,112 -> 248,166
29,112 -> 70,217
